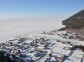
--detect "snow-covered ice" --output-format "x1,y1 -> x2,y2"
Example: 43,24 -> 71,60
0,20 -> 63,43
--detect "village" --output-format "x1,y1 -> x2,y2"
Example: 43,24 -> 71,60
0,31 -> 84,62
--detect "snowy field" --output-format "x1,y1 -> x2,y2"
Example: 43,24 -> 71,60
0,20 -> 64,42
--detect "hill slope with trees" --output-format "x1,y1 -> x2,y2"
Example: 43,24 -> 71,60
62,10 -> 84,29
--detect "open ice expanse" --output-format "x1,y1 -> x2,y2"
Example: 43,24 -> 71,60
0,20 -> 64,42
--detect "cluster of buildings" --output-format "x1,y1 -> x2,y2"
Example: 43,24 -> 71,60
0,33 -> 84,62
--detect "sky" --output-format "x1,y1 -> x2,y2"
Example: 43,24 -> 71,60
0,0 -> 84,20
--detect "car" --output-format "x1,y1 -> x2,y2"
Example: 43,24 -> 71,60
35,50 -> 47,57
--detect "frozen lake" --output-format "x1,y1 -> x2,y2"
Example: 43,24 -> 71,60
0,20 -> 64,42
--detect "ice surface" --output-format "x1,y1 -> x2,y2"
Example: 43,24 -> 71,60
0,20 -> 63,43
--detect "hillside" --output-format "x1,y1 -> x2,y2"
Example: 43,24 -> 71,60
62,10 -> 84,28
